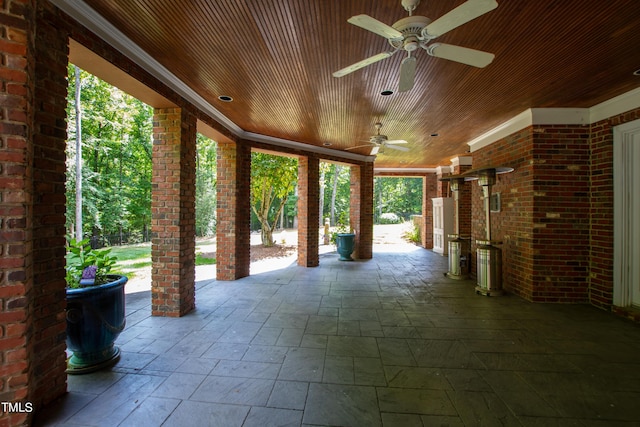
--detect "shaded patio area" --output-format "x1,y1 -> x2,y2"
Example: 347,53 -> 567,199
37,244 -> 640,426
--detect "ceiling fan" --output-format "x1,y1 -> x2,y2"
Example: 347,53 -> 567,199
333,0 -> 498,92
347,122 -> 410,156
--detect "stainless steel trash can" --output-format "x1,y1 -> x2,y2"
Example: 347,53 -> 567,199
475,240 -> 502,296
447,235 -> 470,279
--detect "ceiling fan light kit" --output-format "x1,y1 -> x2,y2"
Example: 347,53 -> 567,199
333,0 -> 498,92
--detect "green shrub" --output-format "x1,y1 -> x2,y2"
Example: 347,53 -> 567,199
379,213 -> 401,224
402,224 -> 421,244
65,237 -> 118,288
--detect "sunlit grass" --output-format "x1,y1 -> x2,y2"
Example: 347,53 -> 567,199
196,253 -> 216,265
98,242 -> 216,272
108,243 -> 151,262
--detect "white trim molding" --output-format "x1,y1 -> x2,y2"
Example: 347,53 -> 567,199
244,132 -> 376,163
468,87 -> 640,153
591,87 -> 640,124
450,156 -> 473,168
374,168 -> 437,175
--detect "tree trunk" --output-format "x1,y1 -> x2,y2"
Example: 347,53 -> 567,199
319,167 -> 325,227
330,165 -> 341,226
261,227 -> 274,247
74,66 -> 83,240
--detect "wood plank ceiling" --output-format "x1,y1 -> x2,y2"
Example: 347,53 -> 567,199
79,0 -> 640,168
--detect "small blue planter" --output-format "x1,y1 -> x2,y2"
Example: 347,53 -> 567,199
66,275 -> 127,374
336,233 -> 356,261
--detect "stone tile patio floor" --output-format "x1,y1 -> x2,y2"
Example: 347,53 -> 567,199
37,244 -> 640,426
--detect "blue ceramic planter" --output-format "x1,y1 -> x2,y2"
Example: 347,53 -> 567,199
66,275 -> 127,374
336,233 -> 356,261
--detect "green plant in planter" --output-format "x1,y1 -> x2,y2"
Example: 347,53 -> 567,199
330,212 -> 351,245
65,237 -> 127,374
331,212 -> 356,261
65,237 -> 117,288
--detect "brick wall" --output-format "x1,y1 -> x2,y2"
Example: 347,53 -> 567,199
151,108 -> 197,316
473,125 -> 591,302
216,141 -> 251,280
297,156 -> 320,267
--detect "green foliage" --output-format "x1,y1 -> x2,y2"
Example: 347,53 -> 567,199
251,153 -> 298,246
374,177 -> 422,223
65,237 -> 118,288
329,211 -> 351,245
402,223 -> 421,244
65,65 -> 153,241
196,135 -> 217,236
322,164 -> 351,226
107,244 -> 150,262
196,253 -> 216,265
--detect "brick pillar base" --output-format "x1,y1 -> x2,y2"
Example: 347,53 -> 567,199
216,141 -> 251,280
422,174 -> 438,248
298,156 -> 320,267
350,163 -> 374,259
151,108 -> 196,316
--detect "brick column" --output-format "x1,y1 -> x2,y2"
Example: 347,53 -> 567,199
216,141 -> 251,280
151,108 -> 197,316
297,155 -> 320,267
350,162 -> 374,259
1,2 -> 68,423
422,174 -> 438,248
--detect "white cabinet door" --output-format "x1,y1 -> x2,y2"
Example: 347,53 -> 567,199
432,197 -> 454,255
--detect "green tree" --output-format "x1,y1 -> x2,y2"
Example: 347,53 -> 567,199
251,153 -> 298,246
196,135 -> 217,236
322,164 -> 350,226
374,177 -> 423,222
65,65 -> 153,244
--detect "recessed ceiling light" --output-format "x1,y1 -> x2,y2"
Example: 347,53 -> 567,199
634,68 -> 640,76
218,95 -> 233,102
380,90 -> 394,96
323,142 -> 332,146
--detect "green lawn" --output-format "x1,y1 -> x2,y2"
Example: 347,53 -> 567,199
66,241 -> 215,280
108,242 -> 215,269
108,243 -> 151,262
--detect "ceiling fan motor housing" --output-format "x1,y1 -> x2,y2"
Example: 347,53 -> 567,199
389,16 -> 432,51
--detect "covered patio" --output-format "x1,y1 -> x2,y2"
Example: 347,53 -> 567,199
37,244 -> 640,426
3,1 -> 640,425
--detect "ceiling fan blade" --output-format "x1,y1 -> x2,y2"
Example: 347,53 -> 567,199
333,51 -> 396,77
385,139 -> 408,145
370,145 -> 380,155
426,43 -> 495,68
384,144 -> 410,152
423,0 -> 498,39
398,56 -> 417,92
348,14 -> 403,40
